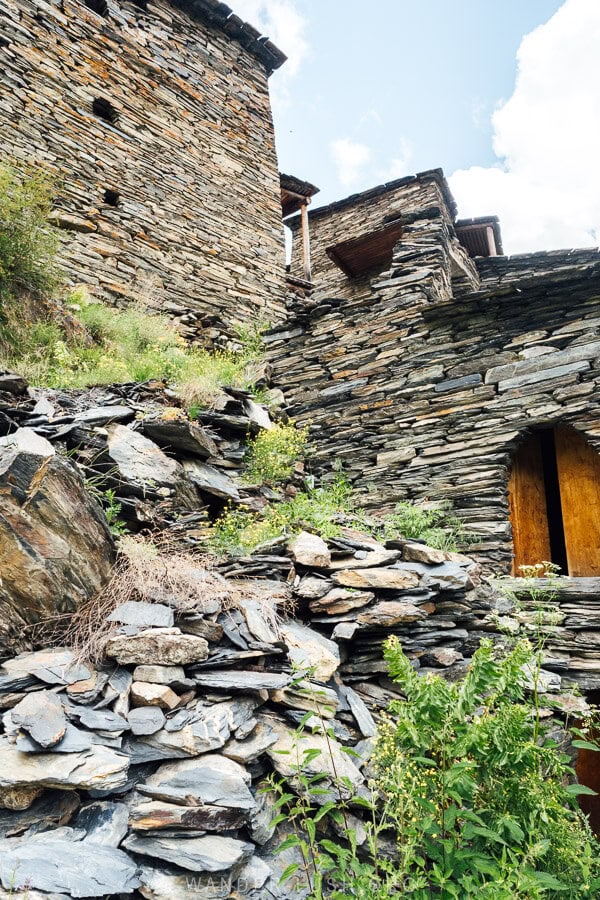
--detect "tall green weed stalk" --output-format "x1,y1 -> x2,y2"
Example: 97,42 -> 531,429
272,639 -> 600,899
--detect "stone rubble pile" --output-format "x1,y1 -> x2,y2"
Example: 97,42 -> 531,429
0,372 -> 594,898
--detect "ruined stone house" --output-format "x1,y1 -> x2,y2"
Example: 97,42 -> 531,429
270,169 -> 600,577
1,0 -> 600,580
0,0 -> 291,339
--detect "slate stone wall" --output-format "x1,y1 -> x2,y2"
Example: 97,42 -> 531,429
0,0 -> 286,341
269,207 -> 600,571
287,169 -> 476,300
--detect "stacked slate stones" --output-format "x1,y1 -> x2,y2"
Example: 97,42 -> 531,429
0,372 -> 592,898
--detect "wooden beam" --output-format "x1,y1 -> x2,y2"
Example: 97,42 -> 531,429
301,200 -> 312,283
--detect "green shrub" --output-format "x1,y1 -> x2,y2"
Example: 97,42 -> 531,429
208,475 -> 354,556
372,637 -> 600,898
377,500 -> 472,551
0,163 -> 60,300
273,639 -> 600,899
245,422 -> 308,484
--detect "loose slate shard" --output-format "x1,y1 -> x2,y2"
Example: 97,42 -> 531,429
105,628 -> 209,665
2,649 -> 91,686
0,741 -> 130,792
10,691 -> 66,748
107,601 -> 174,628
0,837 -> 140,897
123,832 -> 253,873
182,459 -> 241,502
129,799 -> 248,832
138,754 -> 254,809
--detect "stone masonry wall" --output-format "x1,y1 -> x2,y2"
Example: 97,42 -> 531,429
268,235 -> 600,572
287,169 -> 477,300
0,0 -> 286,340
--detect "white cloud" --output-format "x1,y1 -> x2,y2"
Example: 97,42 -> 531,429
449,0 -> 600,254
330,139 -> 372,187
230,0 -> 308,110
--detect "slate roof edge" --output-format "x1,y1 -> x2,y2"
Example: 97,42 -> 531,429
172,0 -> 287,74
285,168 -> 458,229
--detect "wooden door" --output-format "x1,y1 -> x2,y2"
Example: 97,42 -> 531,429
509,433 -> 552,574
555,427 -> 600,577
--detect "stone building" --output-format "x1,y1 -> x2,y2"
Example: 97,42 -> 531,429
269,169 -> 600,575
0,0 -> 288,339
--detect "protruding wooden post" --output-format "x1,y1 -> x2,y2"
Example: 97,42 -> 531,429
301,200 -> 312,283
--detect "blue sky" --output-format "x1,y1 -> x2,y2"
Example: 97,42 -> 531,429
234,0 -> 600,254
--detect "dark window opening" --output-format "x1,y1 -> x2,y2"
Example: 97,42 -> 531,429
92,97 -> 118,125
84,0 -> 109,15
538,429 -> 568,574
103,189 -> 120,207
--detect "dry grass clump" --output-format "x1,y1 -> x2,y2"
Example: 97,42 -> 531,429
53,534 -> 291,664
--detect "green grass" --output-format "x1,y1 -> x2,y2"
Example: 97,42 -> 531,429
0,288 -> 264,404
208,475 -> 354,556
0,162 -> 266,406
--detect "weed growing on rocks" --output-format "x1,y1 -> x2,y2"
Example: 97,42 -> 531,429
209,475 -> 354,556
272,639 -> 600,899
244,421 -> 308,484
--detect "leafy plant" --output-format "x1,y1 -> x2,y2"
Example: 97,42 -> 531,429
0,162 -> 59,300
376,500 -> 474,551
270,640 -> 600,899
100,488 -> 128,537
245,422 -> 309,484
208,475 -> 354,556
371,636 -> 600,898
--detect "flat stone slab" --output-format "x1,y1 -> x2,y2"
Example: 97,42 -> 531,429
127,707 -> 166,736
106,423 -> 179,487
74,406 -> 134,425
356,600 -> 428,626
132,665 -> 186,684
78,707 -> 129,733
10,691 -> 66,748
16,723 -> 94,755
182,459 -> 240,502
309,587 -> 374,615
131,682 -> 180,710
279,621 -> 340,681
327,548 -> 401,570
105,628 -> 209,665
138,863 -> 232,900
138,754 -> 253,809
0,740 -> 129,792
3,650 -> 91,686
75,800 -> 129,846
332,567 -> 420,590
0,837 -> 140,897
142,419 -> 218,459
223,721 -> 279,764
289,531 -> 331,568
264,715 -> 363,799
107,601 -> 174,628
123,833 -> 252,873
192,670 -> 290,692
129,799 -> 248,832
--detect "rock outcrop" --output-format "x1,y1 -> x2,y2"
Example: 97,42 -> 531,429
0,428 -> 114,658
